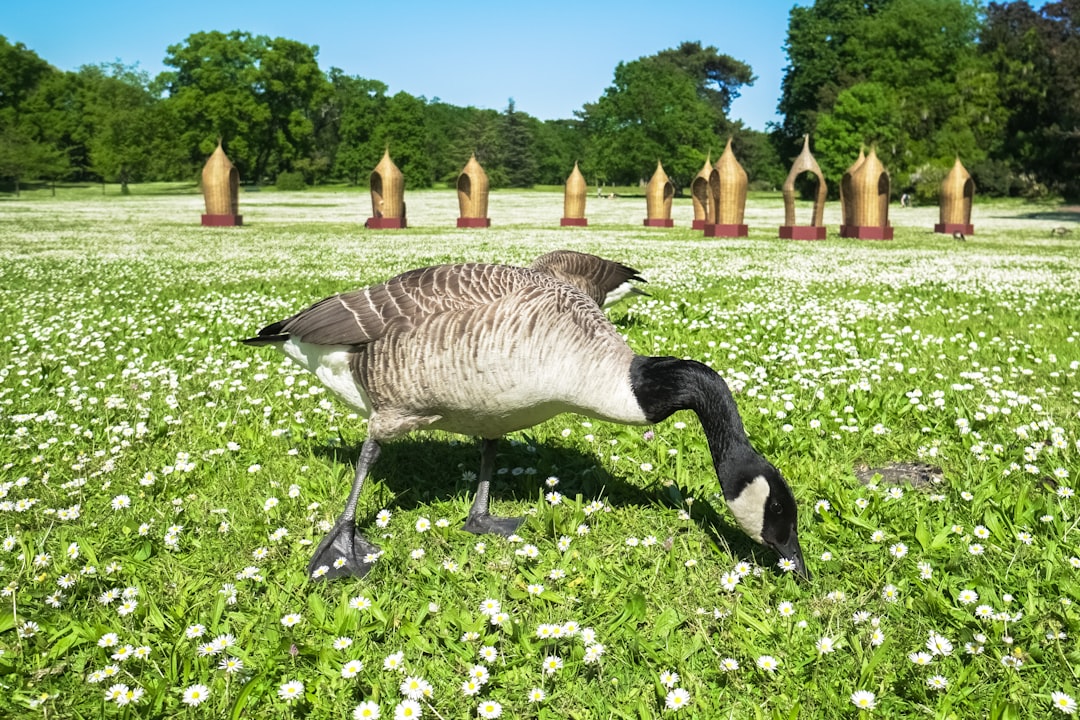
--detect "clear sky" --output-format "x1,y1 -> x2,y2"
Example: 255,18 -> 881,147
4,0 -> 805,131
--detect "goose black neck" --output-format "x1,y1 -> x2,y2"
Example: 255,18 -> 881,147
630,355 -> 751,464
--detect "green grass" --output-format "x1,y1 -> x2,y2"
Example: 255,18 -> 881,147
0,191 -> 1078,718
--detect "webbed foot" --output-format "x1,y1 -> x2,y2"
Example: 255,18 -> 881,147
307,520 -> 381,580
462,513 -> 525,537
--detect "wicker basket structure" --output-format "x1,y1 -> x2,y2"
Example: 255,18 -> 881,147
840,149 -> 865,229
202,140 -> 239,216
644,161 -> 674,225
691,154 -> 713,226
457,154 -> 490,221
937,157 -> 974,231
841,148 -> 892,239
563,161 -> 587,220
714,138 -> 748,225
370,149 -> 405,221
783,135 -> 826,227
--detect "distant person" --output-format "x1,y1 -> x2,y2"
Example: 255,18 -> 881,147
900,192 -> 911,208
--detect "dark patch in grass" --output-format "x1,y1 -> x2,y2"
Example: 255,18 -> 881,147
854,461 -> 943,489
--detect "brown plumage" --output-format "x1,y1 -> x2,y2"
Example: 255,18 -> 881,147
530,250 -> 646,307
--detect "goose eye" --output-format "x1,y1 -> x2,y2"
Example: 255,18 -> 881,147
770,501 -> 783,515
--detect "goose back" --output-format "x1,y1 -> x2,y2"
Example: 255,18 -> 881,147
248,264 -> 646,440
530,250 -> 645,308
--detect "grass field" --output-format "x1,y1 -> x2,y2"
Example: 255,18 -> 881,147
1,186 -> 1078,718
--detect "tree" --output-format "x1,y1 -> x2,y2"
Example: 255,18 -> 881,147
373,91 -> 432,188
0,36 -> 54,112
814,82 -> 903,182
654,41 -> 756,120
501,99 -> 536,188
579,51 -> 734,189
322,69 -> 387,184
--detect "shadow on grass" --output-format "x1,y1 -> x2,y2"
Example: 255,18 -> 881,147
310,435 -> 776,570
1008,209 -> 1080,224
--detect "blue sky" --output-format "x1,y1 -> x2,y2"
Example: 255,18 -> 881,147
4,0 -> 805,131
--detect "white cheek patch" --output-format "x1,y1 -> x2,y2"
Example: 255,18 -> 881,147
726,475 -> 770,543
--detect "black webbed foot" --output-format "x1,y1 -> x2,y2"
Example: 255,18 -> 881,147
462,513 -> 525,537
307,520 -> 382,580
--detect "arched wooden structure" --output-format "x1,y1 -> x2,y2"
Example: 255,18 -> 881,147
935,157 -> 974,235
779,135 -> 827,240
840,147 -> 893,240
457,154 -> 491,228
704,138 -> 748,237
561,161 -> 588,226
201,139 -> 242,226
366,149 -> 407,229
690,154 -> 713,230
643,160 -> 674,227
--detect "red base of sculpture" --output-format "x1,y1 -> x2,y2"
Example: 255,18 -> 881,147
643,218 -> 674,228
934,223 -> 973,235
840,225 -> 894,240
704,223 -> 748,237
780,225 -> 827,240
691,219 -> 707,230
457,217 -> 491,228
366,217 -> 407,229
560,218 -> 588,226
201,214 -> 243,227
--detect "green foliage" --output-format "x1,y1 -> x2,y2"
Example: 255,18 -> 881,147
814,82 -> 903,189
274,170 -> 306,191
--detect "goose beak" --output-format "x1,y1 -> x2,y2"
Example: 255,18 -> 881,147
775,535 -> 810,581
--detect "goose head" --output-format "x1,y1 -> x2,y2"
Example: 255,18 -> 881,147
719,449 -> 807,579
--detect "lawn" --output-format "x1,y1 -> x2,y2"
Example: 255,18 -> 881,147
1,187 -> 1078,718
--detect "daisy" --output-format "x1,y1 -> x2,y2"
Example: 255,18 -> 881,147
909,652 -> 933,665
468,665 -> 490,684
354,701 -> 381,719
393,699 -> 422,719
219,656 -> 244,673
659,670 -> 680,688
958,589 -> 978,605
927,632 -> 953,656
584,643 -> 605,663
851,690 -> 877,710
756,655 -> 780,672
334,636 -> 355,650
280,613 -> 302,627
478,645 -> 498,662
542,655 -> 563,674
342,660 -> 363,678
278,680 -> 304,702
720,657 -> 739,671
477,700 -> 503,718
528,688 -> 546,703
1051,691 -> 1077,715
815,637 -> 836,654
927,675 -> 948,691
399,676 -> 428,700
104,684 -> 129,704
182,684 -> 209,706
461,679 -> 481,696
665,688 -> 691,710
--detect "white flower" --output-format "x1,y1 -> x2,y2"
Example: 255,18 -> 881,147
1051,691 -> 1077,715
182,684 -> 209,706
851,690 -> 877,710
354,701 -> 381,719
665,688 -> 691,710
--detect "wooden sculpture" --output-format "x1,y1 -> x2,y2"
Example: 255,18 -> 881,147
935,157 -> 974,236
839,148 -> 864,232
201,139 -> 242,226
643,160 -> 674,227
780,135 -> 827,240
457,154 -> 491,228
704,138 -> 748,237
366,149 -> 406,229
691,154 -> 713,230
561,161 -> 588,226
840,147 -> 893,240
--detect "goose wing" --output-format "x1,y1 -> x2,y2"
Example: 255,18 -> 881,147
530,250 -> 646,307
246,263 -> 574,347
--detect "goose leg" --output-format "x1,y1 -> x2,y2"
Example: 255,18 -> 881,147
307,437 -> 382,580
463,438 -> 525,536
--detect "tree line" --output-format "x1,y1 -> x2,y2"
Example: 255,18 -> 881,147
2,1 -> 1078,200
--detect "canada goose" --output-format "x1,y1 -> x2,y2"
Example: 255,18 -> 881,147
530,249 -> 647,308
243,262 -> 806,581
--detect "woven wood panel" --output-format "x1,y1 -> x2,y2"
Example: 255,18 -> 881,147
370,149 -> 405,220
644,160 -> 673,220
457,154 -> 490,219
840,149 -> 866,228
691,154 -> 713,223
782,135 -> 826,227
563,161 -> 587,219
939,157 -> 974,226
848,148 -> 890,228
202,140 -> 239,216
714,138 -> 748,226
